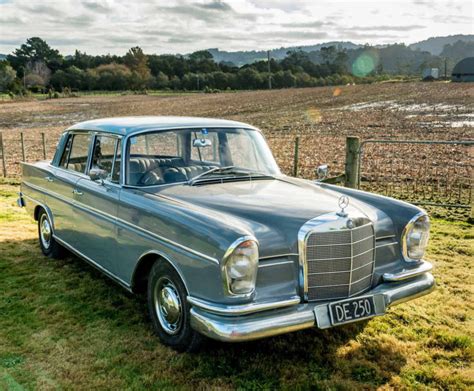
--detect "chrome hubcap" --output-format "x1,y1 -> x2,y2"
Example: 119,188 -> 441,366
154,277 -> 182,335
39,214 -> 51,249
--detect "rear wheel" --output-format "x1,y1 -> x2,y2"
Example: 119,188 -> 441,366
37,209 -> 66,259
147,261 -> 202,352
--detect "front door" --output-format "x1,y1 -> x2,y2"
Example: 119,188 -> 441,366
73,134 -> 122,274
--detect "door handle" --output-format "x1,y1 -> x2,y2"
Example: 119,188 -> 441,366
44,176 -> 54,182
72,189 -> 83,196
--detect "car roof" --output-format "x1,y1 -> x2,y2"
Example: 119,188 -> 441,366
66,116 -> 259,136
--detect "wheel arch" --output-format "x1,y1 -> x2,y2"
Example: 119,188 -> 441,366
34,204 -> 55,229
131,250 -> 189,295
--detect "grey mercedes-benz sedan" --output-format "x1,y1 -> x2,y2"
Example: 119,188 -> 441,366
18,116 -> 435,351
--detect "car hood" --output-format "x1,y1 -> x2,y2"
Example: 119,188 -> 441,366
143,177 -> 394,258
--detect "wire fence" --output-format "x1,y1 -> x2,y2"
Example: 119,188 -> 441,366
0,131 -> 58,177
358,140 -> 473,208
1,130 -> 472,212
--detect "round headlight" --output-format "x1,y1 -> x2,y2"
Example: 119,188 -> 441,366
402,213 -> 430,262
222,238 -> 258,295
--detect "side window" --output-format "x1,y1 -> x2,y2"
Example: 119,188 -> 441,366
59,133 -> 92,173
112,139 -> 121,183
129,132 -> 179,157
59,135 -> 73,168
91,135 -> 119,181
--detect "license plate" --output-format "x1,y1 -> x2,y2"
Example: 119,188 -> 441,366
329,296 -> 376,325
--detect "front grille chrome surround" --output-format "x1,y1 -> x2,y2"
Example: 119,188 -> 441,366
297,212 -> 375,302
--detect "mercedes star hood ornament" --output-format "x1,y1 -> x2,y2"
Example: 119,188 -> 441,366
337,195 -> 349,217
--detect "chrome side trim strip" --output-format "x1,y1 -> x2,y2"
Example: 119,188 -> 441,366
376,235 -> 396,240
258,253 -> 298,260
383,260 -> 433,282
53,235 -> 132,292
258,259 -> 294,268
375,241 -> 398,249
187,295 -> 301,316
23,181 -> 219,265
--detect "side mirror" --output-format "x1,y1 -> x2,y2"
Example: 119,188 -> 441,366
89,168 -> 108,183
193,138 -> 212,148
316,164 -> 329,181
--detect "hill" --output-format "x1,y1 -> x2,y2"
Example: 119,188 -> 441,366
208,35 -> 474,66
208,42 -> 361,66
409,34 -> 474,55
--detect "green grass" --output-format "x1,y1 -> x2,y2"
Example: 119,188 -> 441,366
0,90 -> 211,101
0,184 -> 472,390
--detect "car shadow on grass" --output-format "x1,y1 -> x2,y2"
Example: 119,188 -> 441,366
1,238 -> 407,389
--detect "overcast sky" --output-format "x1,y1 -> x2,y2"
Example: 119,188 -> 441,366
0,0 -> 472,55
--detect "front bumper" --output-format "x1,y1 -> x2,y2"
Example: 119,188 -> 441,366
190,271 -> 435,342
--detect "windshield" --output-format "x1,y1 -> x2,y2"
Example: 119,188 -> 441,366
126,128 -> 280,186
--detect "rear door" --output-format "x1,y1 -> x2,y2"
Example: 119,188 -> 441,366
46,132 -> 92,248
73,134 -> 122,274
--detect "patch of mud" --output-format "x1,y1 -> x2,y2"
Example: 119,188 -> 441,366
340,100 -> 465,113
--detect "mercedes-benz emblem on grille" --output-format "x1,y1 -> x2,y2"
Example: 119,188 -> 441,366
337,195 -> 349,217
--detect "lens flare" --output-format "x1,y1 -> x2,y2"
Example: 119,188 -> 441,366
352,53 -> 378,77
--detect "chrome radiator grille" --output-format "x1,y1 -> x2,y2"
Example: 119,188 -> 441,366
305,222 -> 375,302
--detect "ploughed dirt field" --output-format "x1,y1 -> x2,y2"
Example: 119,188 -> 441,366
0,83 -> 473,389
0,82 -> 473,179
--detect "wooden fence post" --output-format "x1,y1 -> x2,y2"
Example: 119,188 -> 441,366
20,132 -> 26,162
41,132 -> 47,159
293,136 -> 300,177
0,132 -> 6,177
345,136 -> 360,188
470,146 -> 474,222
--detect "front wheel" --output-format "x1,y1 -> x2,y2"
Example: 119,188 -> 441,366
147,261 -> 202,352
37,209 -> 66,259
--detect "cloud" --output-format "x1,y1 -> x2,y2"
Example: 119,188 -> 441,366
280,21 -> 334,28
0,15 -> 24,24
17,3 -> 63,17
156,1 -> 256,24
433,14 -> 472,24
335,31 -> 402,40
195,0 -> 232,12
346,25 -> 425,32
0,38 -> 24,46
254,30 -> 328,40
46,38 -> 89,46
105,35 -> 140,44
0,0 -> 471,55
81,0 -> 111,13
167,36 -> 197,44
63,15 -> 96,27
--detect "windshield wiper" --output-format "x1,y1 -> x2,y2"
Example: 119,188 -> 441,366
188,166 -> 236,185
189,166 -> 275,186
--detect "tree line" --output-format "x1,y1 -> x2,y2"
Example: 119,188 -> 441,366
1,36 -> 469,95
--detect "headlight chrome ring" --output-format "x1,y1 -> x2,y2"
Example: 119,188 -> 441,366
222,235 -> 259,297
402,212 -> 430,262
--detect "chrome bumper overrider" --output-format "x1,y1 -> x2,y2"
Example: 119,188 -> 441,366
190,270 -> 435,342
